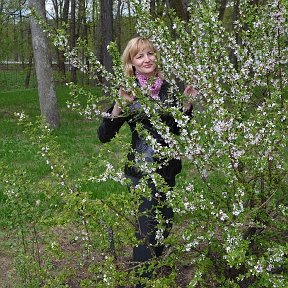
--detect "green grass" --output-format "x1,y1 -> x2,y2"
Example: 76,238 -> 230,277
0,85 -> 130,207
0,89 -> 43,179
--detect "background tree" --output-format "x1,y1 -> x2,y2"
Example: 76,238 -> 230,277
100,0 -> 113,74
217,0 -> 228,21
167,0 -> 189,20
29,0 -> 60,128
50,0 -> 70,79
70,0 -> 77,83
0,0 -> 139,89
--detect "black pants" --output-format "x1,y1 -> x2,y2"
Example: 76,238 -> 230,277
127,175 -> 175,271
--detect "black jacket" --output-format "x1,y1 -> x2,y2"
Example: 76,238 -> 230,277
98,80 -> 192,180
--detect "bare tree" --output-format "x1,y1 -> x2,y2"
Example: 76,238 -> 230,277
115,0 -> 123,49
70,0 -> 77,83
29,0 -> 60,128
217,0 -> 228,22
100,0 -> 113,74
232,0 -> 240,70
0,1 -> 6,57
51,0 -> 70,78
166,0 -> 188,20
150,0 -> 156,16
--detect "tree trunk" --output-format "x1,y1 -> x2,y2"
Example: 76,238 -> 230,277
115,0 -> 122,50
218,0 -> 228,22
180,0 -> 189,20
0,0 -> 3,37
150,0 -> 156,16
63,0 -> 70,23
29,0 -> 60,128
25,26 -> 33,88
59,0 -> 70,78
19,4 -> 25,68
100,0 -> 113,74
24,53 -> 34,88
51,0 -> 66,78
78,0 -> 88,85
70,0 -> 77,83
230,0 -> 240,70
167,0 -> 188,20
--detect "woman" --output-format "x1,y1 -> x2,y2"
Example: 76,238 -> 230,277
98,37 -> 196,285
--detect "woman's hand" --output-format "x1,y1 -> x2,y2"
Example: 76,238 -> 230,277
184,85 -> 198,99
183,85 -> 198,112
111,88 -> 135,116
119,87 -> 135,102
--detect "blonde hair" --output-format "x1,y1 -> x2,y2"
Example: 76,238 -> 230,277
121,37 -> 160,77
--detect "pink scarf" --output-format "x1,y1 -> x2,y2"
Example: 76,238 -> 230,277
135,71 -> 163,99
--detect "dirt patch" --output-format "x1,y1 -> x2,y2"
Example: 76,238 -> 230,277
0,231 -> 19,288
0,254 -> 14,287
0,226 -> 197,287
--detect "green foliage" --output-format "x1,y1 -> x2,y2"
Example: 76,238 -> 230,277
0,85 -> 135,287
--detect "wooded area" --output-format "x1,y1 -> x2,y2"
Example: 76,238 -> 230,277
0,0 -> 256,127
0,0 -> 237,127
0,0 -> 243,86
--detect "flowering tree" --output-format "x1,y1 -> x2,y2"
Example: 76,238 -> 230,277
3,0 -> 287,287
126,1 -> 288,286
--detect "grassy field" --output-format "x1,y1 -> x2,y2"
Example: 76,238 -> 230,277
0,85 -> 130,183
0,87 -> 96,176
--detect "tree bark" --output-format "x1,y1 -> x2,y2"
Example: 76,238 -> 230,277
167,0 -> 188,20
24,53 -> 33,89
231,0 -> 240,70
51,0 -> 67,78
115,0 -> 122,50
60,0 -> 70,78
70,0 -> 77,83
29,0 -> 60,128
218,0 -> 228,22
100,0 -> 113,74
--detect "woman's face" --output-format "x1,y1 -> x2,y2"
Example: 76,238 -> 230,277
132,46 -> 156,78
